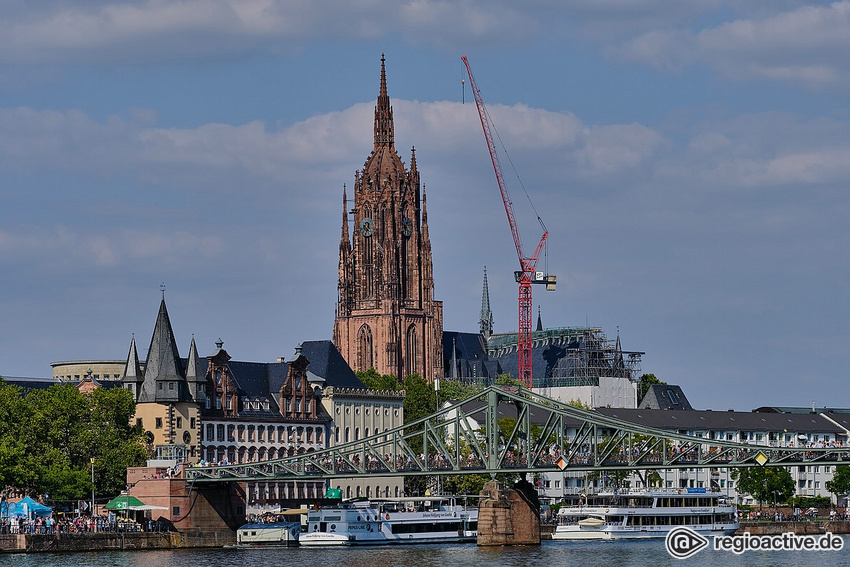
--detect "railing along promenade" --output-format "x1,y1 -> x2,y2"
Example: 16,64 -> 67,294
185,386 -> 849,484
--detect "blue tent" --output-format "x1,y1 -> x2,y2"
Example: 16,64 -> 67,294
1,501 -> 26,518
2,497 -> 53,519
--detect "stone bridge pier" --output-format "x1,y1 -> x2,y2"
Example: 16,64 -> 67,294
476,479 -> 541,546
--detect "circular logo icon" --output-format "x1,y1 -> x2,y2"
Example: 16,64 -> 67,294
665,526 -> 709,559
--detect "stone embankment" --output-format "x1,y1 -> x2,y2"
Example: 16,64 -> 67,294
739,521 -> 850,535
0,530 -> 235,553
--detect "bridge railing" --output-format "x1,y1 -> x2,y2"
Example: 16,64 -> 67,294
185,386 -> 849,483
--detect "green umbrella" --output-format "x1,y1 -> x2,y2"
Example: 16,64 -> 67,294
104,495 -> 145,510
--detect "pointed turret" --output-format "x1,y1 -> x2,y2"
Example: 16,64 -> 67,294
479,266 -> 494,339
121,335 -> 144,400
374,53 -> 394,149
536,305 -> 543,332
186,335 -> 205,402
139,298 -> 188,403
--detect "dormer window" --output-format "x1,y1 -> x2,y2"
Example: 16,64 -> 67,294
215,370 -> 221,383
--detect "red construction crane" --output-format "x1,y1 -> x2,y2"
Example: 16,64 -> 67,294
462,56 -> 556,388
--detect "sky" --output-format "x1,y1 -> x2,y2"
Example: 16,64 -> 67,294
1,1 -> 848,412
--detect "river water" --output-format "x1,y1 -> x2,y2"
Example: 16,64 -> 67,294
2,538 -> 849,567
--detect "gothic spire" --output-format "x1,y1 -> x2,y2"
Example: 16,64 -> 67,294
373,53 -> 394,149
536,305 -> 543,332
613,329 -> 625,376
139,297 -> 187,403
340,184 -> 350,246
479,266 -> 494,339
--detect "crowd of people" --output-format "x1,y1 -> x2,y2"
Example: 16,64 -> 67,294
0,514 -> 168,535
741,507 -> 848,522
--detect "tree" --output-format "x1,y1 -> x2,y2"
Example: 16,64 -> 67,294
0,381 -> 147,501
826,465 -> 850,501
402,374 -> 436,423
436,379 -> 483,406
636,373 -> 666,404
732,467 -> 795,506
495,374 -> 521,387
356,368 -> 400,391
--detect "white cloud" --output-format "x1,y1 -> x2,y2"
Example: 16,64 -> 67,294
612,1 -> 850,89
0,0 -> 538,64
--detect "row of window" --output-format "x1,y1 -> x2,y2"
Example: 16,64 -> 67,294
58,374 -> 122,381
142,417 -> 196,430
203,423 -> 323,444
335,405 -> 401,417
335,426 -> 394,444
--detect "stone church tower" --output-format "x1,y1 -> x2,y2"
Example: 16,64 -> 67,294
333,55 -> 443,382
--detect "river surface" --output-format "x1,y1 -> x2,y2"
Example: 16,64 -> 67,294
3,538 -> 849,567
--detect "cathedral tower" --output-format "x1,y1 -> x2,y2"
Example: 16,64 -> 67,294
333,55 -> 443,382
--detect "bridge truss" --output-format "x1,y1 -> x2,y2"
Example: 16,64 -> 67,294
186,386 -> 848,485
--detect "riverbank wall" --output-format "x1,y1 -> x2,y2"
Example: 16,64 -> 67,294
738,521 -> 850,535
0,530 -> 235,554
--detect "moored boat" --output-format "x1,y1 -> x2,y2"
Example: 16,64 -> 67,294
235,520 -> 301,546
299,497 -> 478,546
552,488 -> 738,540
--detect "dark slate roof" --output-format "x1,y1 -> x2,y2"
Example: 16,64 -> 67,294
443,331 -> 495,380
754,406 -> 850,415
188,341 -> 363,418
139,299 -> 190,403
298,340 -> 364,389
639,384 -> 693,411
596,407 -> 845,434
1,376 -> 57,393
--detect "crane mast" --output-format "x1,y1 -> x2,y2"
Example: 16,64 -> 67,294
462,56 -> 554,388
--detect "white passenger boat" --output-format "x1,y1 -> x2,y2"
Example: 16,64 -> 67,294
299,497 -> 478,546
235,520 -> 301,546
552,488 -> 738,540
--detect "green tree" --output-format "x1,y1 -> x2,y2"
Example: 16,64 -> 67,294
732,467 -> 795,506
495,374 -> 521,387
436,379 -> 483,406
636,373 -> 665,404
826,465 -> 850,501
356,368 -> 400,391
402,374 -> 436,423
0,382 -> 147,501
442,473 -> 491,496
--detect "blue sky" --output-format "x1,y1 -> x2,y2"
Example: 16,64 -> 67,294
1,1 -> 848,412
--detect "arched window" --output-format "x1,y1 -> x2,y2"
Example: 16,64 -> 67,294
405,324 -> 419,378
357,325 -> 373,371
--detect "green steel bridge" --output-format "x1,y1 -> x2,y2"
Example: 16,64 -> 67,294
185,386 -> 849,485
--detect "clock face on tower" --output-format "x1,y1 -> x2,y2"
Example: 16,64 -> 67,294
401,217 -> 413,238
359,217 -> 374,237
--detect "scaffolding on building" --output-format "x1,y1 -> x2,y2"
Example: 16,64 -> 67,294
486,327 -> 643,389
